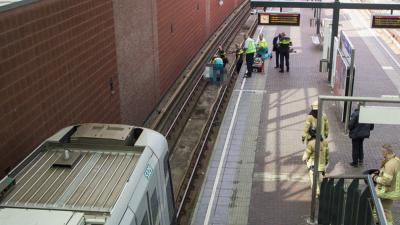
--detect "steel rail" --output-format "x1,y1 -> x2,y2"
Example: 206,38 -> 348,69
175,13 -> 258,220
150,3 -> 253,170
148,1 -> 250,135
173,9 -> 249,204
163,4 -> 251,146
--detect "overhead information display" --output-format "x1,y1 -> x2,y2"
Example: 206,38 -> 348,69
258,13 -> 300,26
371,15 -> 400,28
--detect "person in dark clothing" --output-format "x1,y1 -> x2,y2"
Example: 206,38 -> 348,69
218,46 -> 229,68
272,33 -> 282,68
234,43 -> 244,74
348,103 -> 374,167
278,32 -> 292,73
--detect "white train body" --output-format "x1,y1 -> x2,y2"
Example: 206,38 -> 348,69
0,123 -> 175,225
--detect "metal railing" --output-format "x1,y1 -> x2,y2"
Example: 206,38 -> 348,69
318,175 -> 387,225
310,95 -> 400,222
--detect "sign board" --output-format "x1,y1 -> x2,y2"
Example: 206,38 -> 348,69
330,37 -> 339,88
258,13 -> 300,26
372,15 -> 400,29
339,30 -> 353,59
333,50 -> 351,122
359,106 -> 400,124
333,31 -> 355,123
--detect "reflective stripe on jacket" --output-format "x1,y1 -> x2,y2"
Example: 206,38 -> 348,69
302,138 -> 329,172
278,37 -> 292,52
245,38 -> 256,54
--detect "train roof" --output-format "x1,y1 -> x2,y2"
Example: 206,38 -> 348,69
0,123 -> 147,215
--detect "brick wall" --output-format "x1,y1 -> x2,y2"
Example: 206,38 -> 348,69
209,0 -> 238,34
112,0 -> 244,124
0,0 -> 121,178
157,0 -> 244,95
157,0 -> 206,94
112,0 -> 160,125
0,0 -> 246,178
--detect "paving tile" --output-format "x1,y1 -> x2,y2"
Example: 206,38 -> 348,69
192,7 -> 400,225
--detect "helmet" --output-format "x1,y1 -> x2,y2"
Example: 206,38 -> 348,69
311,101 -> 318,110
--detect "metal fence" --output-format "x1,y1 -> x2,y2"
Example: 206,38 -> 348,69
318,175 -> 387,225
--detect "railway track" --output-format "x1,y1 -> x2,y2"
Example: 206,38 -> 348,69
145,2 -> 258,225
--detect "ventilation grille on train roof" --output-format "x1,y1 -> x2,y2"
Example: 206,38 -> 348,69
67,123 -> 142,146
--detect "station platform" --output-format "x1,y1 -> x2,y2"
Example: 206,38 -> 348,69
191,7 -> 400,225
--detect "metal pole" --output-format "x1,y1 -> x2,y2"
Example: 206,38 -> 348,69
319,95 -> 400,103
367,176 -> 389,225
344,49 -> 356,133
316,0 -> 322,34
309,98 -> 323,223
328,0 -> 340,82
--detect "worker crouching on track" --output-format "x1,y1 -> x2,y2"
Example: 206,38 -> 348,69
302,127 -> 329,198
372,144 -> 400,225
217,45 -> 229,68
212,55 -> 224,85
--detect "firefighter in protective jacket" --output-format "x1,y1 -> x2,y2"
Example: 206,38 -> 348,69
372,144 -> 400,225
302,127 -> 329,197
302,100 -> 329,143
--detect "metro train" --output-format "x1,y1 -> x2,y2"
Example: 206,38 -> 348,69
0,123 -> 175,225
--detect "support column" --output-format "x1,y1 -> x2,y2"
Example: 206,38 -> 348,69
328,0 -> 340,82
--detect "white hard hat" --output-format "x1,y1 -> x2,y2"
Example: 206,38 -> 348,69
311,101 -> 318,110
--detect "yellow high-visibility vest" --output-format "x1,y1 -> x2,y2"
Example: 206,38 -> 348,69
245,38 -> 256,54
259,39 -> 267,49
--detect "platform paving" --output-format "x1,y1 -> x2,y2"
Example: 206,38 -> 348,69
191,7 -> 400,225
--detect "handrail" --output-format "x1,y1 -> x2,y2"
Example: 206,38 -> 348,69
366,175 -> 388,225
318,175 -> 387,225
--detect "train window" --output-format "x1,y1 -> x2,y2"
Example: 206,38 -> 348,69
150,189 -> 159,224
140,212 -> 150,225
